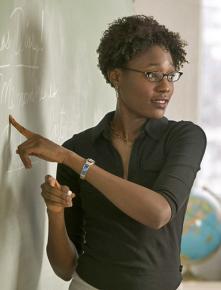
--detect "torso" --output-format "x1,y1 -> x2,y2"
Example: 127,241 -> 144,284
111,138 -> 133,179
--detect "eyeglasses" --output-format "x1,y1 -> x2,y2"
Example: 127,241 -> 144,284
121,67 -> 183,82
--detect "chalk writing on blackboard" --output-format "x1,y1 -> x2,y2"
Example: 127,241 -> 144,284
0,7 -> 44,56
0,76 -> 58,110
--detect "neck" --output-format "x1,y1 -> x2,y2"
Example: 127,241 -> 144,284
112,103 -> 147,143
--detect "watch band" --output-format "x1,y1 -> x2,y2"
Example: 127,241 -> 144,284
80,158 -> 95,180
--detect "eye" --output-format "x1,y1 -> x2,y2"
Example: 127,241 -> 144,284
147,72 -> 162,82
168,72 -> 180,82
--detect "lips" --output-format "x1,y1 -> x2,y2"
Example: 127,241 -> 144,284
151,97 -> 169,109
151,99 -> 168,104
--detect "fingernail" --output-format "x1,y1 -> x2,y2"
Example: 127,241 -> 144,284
67,190 -> 72,196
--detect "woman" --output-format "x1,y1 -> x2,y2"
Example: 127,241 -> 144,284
10,15 -> 206,290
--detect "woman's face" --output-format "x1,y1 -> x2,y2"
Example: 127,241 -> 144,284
116,45 -> 175,119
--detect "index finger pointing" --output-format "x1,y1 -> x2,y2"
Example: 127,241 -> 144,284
9,115 -> 35,139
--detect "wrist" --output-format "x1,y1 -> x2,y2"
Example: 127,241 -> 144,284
62,149 -> 85,173
59,147 -> 70,164
47,208 -> 64,218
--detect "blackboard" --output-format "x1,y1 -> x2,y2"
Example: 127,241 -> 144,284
0,1 -> 133,289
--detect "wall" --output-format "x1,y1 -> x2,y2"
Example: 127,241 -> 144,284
134,0 -> 221,281
134,0 -> 202,123
0,1 -> 133,289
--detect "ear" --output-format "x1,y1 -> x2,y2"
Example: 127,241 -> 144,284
108,69 -> 122,88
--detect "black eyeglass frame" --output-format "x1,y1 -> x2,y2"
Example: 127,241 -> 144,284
120,67 -> 183,82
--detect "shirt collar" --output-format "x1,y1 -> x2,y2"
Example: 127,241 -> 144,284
92,111 -> 168,143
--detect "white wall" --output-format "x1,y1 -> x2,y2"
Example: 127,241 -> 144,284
133,0 -> 202,123
133,0 -> 221,282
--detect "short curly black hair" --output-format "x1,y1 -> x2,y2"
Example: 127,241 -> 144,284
97,15 -> 188,87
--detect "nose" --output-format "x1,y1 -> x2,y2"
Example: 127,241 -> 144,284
156,78 -> 171,93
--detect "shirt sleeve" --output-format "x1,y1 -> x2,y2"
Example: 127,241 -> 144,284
152,122 -> 207,220
56,137 -> 85,255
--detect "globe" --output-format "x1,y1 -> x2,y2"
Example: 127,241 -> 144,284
181,187 -> 221,272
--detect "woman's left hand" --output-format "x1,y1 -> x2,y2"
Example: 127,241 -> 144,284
9,115 -> 68,169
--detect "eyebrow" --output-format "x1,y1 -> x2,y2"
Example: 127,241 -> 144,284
145,62 -> 174,67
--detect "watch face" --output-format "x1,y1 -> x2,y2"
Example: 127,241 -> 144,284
80,158 -> 95,180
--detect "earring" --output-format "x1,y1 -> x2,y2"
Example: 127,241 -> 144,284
115,84 -> 119,98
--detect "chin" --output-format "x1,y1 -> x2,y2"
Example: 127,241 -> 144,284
143,109 -> 165,119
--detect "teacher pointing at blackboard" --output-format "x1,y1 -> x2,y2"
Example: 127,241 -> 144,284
10,15 -> 206,290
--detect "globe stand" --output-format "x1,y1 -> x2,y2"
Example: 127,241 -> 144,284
183,267 -> 201,281
181,257 -> 206,281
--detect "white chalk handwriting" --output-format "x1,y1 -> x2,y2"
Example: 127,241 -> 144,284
0,74 -> 58,109
3,7 -> 44,54
0,6 -> 44,70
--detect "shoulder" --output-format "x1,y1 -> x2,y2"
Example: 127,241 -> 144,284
167,120 -> 207,144
163,120 -> 207,158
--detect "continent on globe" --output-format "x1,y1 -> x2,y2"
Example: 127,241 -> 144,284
181,188 -> 221,265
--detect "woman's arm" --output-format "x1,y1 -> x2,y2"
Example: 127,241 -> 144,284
10,115 -> 171,229
9,116 -> 206,230
63,151 -> 171,229
41,176 -> 78,280
47,210 -> 78,281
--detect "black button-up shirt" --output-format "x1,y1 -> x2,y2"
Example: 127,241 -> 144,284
56,111 -> 206,290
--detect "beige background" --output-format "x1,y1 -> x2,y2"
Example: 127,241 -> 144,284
133,0 -> 221,283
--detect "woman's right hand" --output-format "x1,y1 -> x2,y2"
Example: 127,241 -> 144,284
9,115 -> 69,168
41,175 -> 75,213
